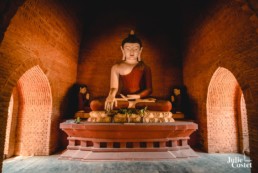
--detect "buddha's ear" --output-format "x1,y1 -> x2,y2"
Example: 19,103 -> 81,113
138,47 -> 143,61
120,46 -> 125,61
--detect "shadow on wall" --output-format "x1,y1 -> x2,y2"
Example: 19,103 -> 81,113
169,85 -> 194,120
58,84 -> 80,151
60,84 -> 80,120
182,86 -> 193,119
60,83 -> 92,120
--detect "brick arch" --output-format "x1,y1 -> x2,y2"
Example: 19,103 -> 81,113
0,58 -> 50,169
206,67 -> 247,153
15,65 -> 52,155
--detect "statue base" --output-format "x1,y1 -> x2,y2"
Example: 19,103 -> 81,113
59,121 -> 198,161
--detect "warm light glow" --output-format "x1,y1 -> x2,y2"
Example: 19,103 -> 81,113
4,94 -> 14,158
207,67 -> 248,153
15,65 -> 52,156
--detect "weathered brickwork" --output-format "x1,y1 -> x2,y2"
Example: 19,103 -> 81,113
14,66 -> 51,156
183,0 -> 258,172
0,0 -> 257,173
0,0 -> 82,170
239,94 -> 249,154
207,67 -> 241,153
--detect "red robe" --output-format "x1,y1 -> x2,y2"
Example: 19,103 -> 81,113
120,61 -> 152,98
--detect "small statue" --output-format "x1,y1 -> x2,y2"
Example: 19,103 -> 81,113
171,87 -> 182,114
78,84 -> 90,112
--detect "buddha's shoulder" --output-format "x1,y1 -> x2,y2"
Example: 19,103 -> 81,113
111,62 -> 123,69
112,61 -> 148,70
113,62 -> 132,68
111,62 -> 125,72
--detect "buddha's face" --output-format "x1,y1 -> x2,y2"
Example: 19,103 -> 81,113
80,87 -> 87,94
173,88 -> 180,96
123,43 -> 141,62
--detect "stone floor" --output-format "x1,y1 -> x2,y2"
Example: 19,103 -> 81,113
3,152 -> 251,173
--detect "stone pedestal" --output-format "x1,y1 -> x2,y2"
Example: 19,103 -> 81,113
59,121 -> 198,161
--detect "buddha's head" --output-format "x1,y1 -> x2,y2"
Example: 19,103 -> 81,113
79,85 -> 88,94
173,88 -> 181,96
121,30 -> 143,62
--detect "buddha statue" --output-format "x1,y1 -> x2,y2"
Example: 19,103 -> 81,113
74,84 -> 91,119
90,30 -> 172,112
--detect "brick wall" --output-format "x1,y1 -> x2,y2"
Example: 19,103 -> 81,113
0,0 -> 82,170
207,67 -> 240,153
4,87 -> 19,159
3,95 -> 14,158
0,0 -> 25,43
0,0 -> 257,172
15,66 -> 52,156
182,0 -> 258,172
239,93 -> 249,154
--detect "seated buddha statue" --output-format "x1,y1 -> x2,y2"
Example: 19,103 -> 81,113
78,84 -> 90,112
90,30 -> 172,112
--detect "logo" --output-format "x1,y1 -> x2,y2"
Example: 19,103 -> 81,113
227,154 -> 252,168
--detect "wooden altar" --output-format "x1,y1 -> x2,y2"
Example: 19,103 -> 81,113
59,121 -> 198,161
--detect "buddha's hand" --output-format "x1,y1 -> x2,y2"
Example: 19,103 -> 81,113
171,96 -> 176,102
127,94 -> 140,99
105,95 -> 118,111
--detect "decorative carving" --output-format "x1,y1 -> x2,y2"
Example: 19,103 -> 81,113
87,110 -> 174,123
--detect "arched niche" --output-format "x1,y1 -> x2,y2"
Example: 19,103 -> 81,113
207,67 -> 249,153
4,65 -> 52,156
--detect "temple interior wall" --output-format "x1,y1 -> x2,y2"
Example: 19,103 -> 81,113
182,0 -> 258,172
0,0 -> 257,172
0,0 -> 82,166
